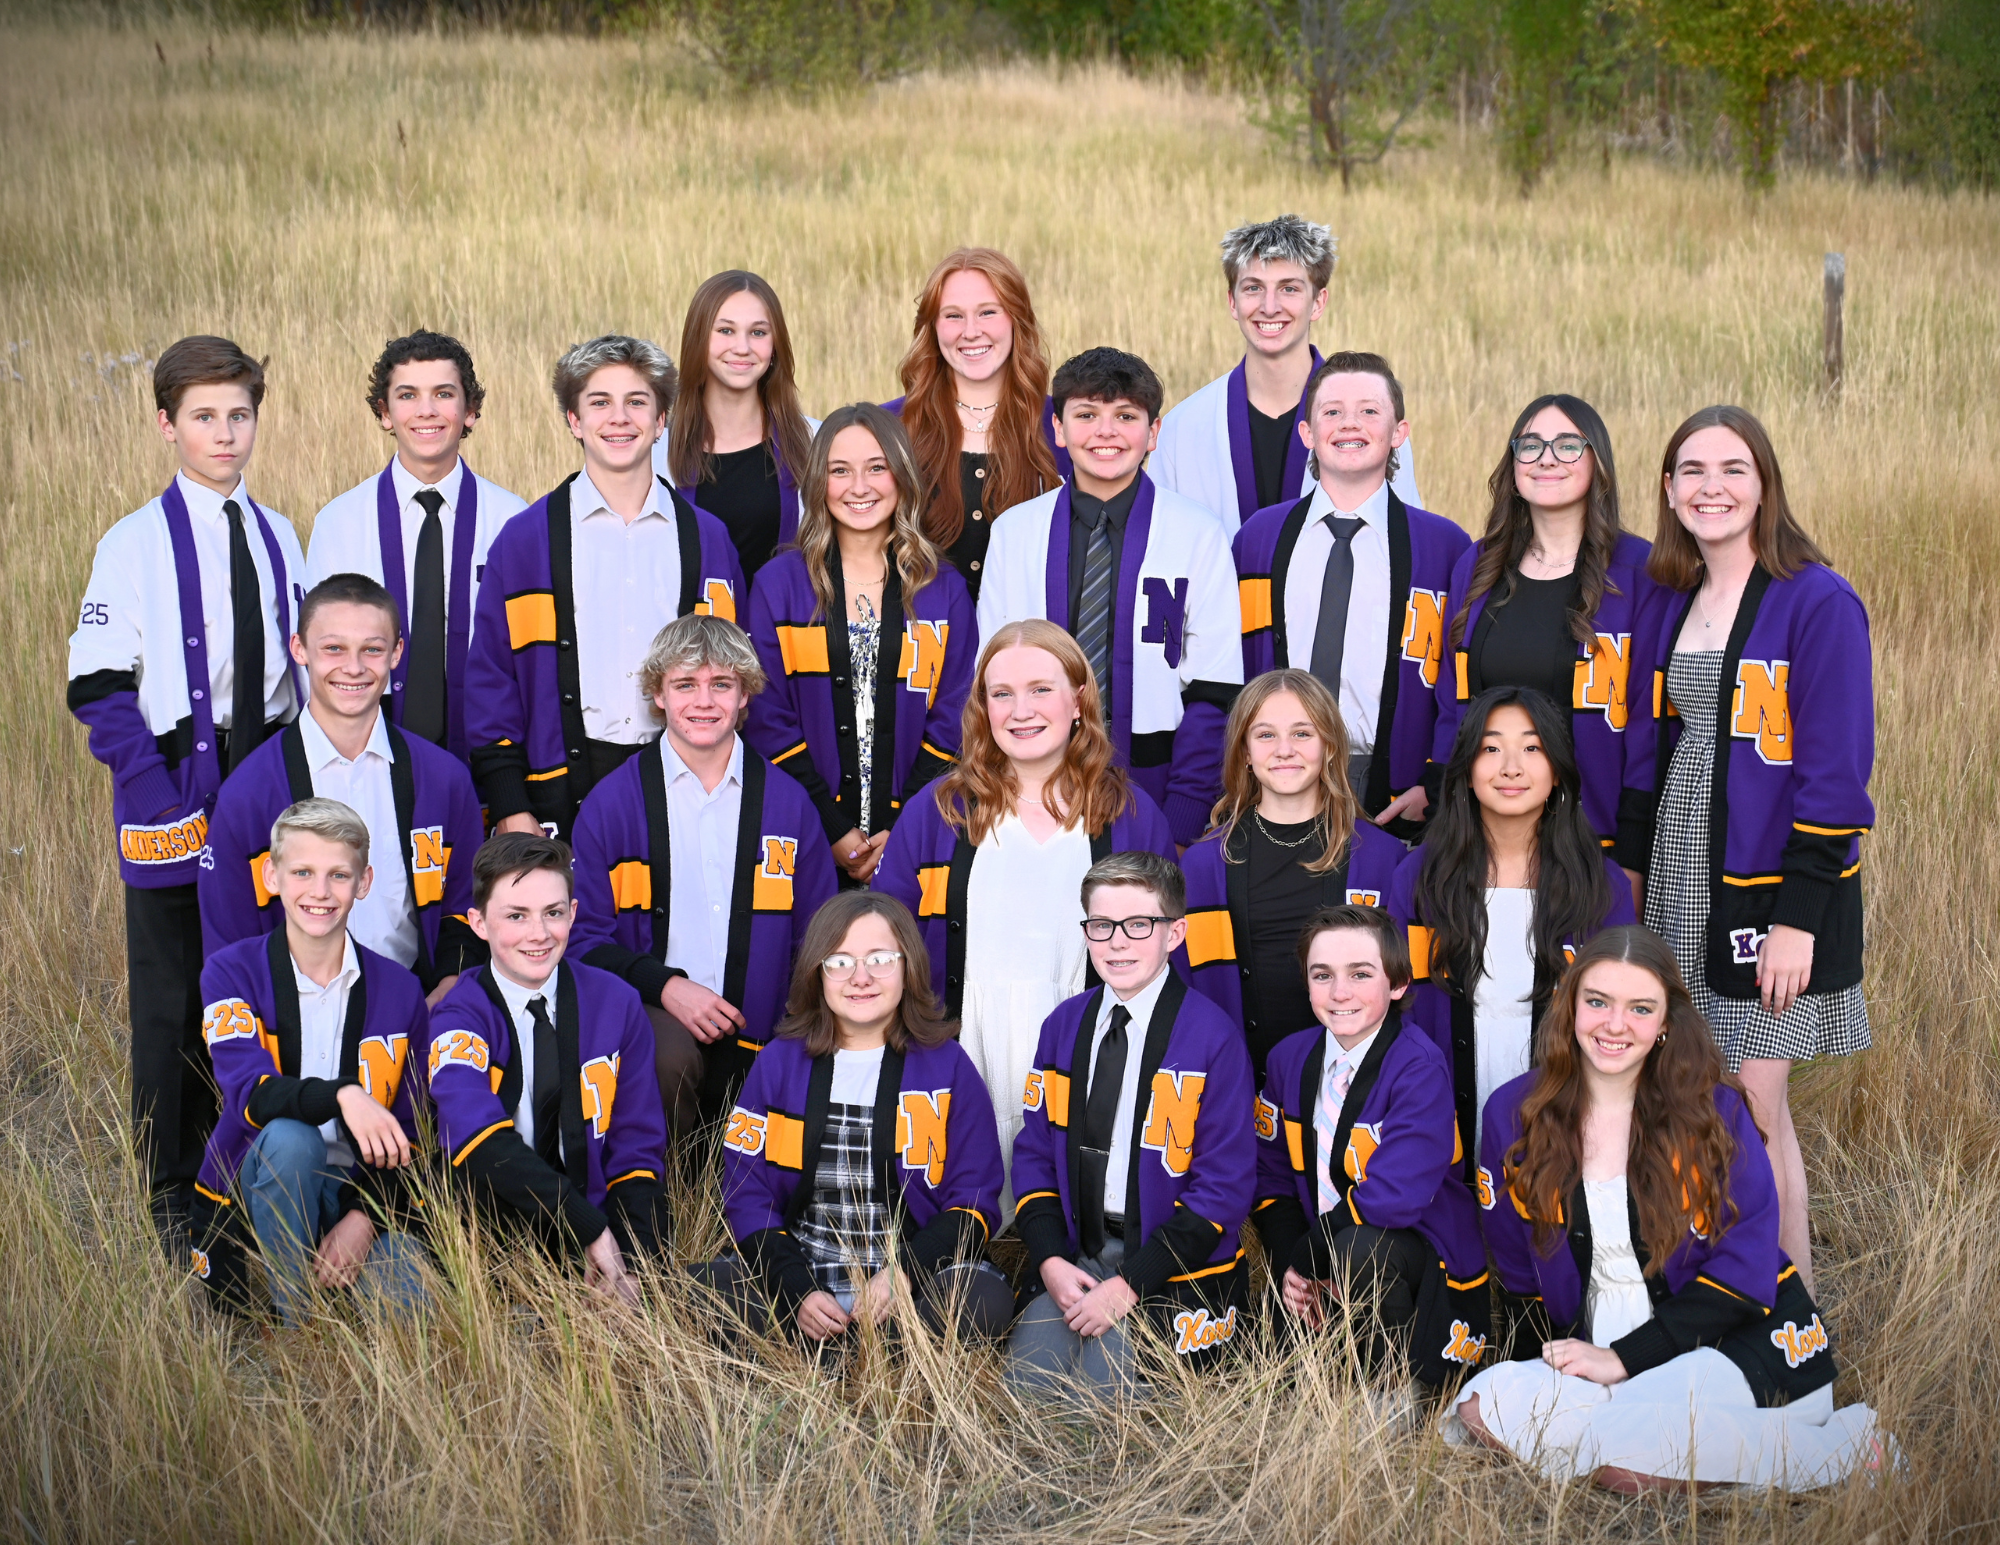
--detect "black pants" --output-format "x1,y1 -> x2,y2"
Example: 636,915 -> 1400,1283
1326,1224 -> 1433,1375
691,1255 -> 1016,1345
125,882 -> 214,1247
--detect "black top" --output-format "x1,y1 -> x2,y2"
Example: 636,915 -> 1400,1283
1064,474 -> 1140,621
1247,401 -> 1297,513
1244,814 -> 1329,1073
696,443 -> 782,581
1473,569 -> 1582,710
938,452 -> 993,601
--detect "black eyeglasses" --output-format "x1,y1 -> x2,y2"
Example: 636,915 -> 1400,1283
1081,916 -> 1172,942
1511,433 -> 1591,464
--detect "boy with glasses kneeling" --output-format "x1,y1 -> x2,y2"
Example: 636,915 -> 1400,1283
1007,851 -> 1256,1401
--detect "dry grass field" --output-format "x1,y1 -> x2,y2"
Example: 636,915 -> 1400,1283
4,15 -> 1999,1542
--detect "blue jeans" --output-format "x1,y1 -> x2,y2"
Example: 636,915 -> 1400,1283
239,1119 -> 428,1327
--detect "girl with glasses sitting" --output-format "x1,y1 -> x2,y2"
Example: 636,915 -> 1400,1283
707,892 -> 1013,1346
1429,396 -> 1660,910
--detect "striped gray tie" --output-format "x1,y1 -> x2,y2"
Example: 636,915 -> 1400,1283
1076,507 -> 1115,718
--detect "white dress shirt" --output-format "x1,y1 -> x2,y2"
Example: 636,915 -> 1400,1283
294,934 -> 363,1168
490,961 -> 561,1157
1281,480 -> 1392,751
297,703 -> 417,967
571,469 -> 682,744
1316,1025 -> 1381,1210
661,734 -> 745,994
174,471 -> 295,729
304,456 -> 529,638
1095,964 -> 1173,1217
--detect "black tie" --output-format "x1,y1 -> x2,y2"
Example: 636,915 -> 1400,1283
1075,506 -> 1115,719
403,488 -> 449,745
1077,1002 -> 1131,1261
1308,514 -> 1365,697
223,497 -> 266,772
528,994 -> 561,1165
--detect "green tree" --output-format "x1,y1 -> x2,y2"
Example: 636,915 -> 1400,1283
1633,0 -> 1917,187
1252,0 -> 1441,189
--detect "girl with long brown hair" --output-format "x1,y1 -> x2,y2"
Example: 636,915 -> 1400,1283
885,248 -> 1065,601
1635,405 -> 1873,1297
745,405 -> 976,886
1430,395 -> 1658,904
1177,670 -> 1405,1079
873,620 -> 1176,1178
1451,926 -> 1881,1492
658,270 -> 818,581
707,892 -> 1013,1344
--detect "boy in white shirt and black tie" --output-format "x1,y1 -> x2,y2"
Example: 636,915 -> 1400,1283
67,335 -> 306,1257
305,330 -> 528,766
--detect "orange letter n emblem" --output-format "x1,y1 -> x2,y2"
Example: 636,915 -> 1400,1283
898,621 -> 950,705
1731,660 -> 1793,765
1141,1070 -> 1205,1176
1400,589 -> 1446,688
896,1090 -> 951,1186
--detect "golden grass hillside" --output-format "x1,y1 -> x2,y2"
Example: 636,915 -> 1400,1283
4,18 -> 2000,1543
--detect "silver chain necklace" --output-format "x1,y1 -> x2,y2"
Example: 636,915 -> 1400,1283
1251,810 -> 1319,849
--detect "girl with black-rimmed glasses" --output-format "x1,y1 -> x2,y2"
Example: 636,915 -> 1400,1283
1429,396 -> 1661,910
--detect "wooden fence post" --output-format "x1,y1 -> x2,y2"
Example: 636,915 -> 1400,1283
1824,253 -> 1845,400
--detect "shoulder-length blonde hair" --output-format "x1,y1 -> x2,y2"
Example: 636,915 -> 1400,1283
774,892 -> 953,1057
1208,669 -> 1358,874
898,248 -> 1059,549
1649,404 -> 1829,592
666,271 -> 813,489
795,403 -> 941,622
933,619 -> 1130,846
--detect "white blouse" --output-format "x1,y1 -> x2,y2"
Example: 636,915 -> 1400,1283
1472,887 -> 1537,1150
1583,1175 -> 1654,1348
959,814 -> 1093,1195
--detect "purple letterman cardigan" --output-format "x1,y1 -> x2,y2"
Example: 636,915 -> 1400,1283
1433,532 -> 1660,863
1477,1071 -> 1836,1404
1388,847 -> 1635,1180
567,738 -> 838,1048
1253,1009 -> 1485,1280
1636,563 -> 1874,999
871,782 -> 1178,1020
423,960 -> 669,1258
720,1033 -> 1003,1313
67,479 -> 303,890
744,546 -> 977,843
1233,491 -> 1470,814
197,716 -> 487,990
1176,815 -> 1407,1055
1012,973 -> 1256,1301
464,473 -> 747,838
194,930 -> 427,1213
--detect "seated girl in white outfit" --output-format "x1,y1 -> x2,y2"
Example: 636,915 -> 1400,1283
1451,925 -> 1886,1492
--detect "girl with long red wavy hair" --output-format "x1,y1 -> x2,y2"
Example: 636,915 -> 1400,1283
887,248 -> 1065,602
1451,926 -> 1883,1492
872,620 -> 1176,1187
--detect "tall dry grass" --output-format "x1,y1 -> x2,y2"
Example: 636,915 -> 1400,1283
3,17 -> 1998,1542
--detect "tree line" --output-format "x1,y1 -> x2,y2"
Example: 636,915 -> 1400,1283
251,0 -> 2000,193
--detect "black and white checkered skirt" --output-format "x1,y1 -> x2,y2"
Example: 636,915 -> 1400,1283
791,1103 -> 891,1298
1643,649 -> 1871,1069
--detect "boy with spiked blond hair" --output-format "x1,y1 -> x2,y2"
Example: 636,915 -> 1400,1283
190,797 -> 430,1323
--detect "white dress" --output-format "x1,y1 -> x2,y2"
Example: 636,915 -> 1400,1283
1471,888 -> 1536,1155
1444,1175 -> 1881,1488
959,815 -> 1094,1207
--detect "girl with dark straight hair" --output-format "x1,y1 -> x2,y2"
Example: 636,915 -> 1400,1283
1635,404 -> 1872,1298
1430,395 -> 1658,902
1452,927 -> 1883,1492
1388,686 -> 1633,1175
708,892 -> 1012,1345
660,270 -> 818,580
